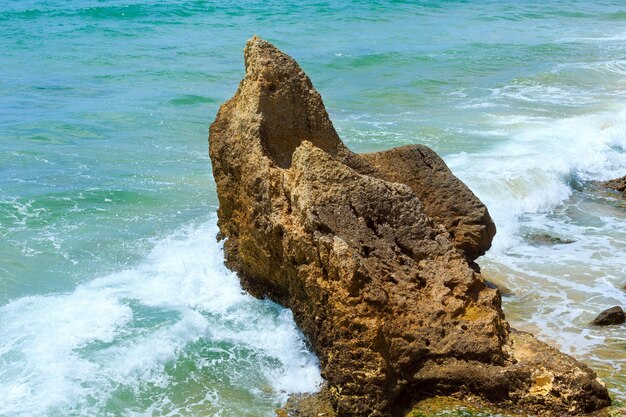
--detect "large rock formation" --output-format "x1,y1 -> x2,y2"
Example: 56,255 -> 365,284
208,37 -> 611,416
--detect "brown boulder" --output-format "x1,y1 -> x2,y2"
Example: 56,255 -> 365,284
599,175 -> 626,196
208,36 -> 610,416
592,306 -> 625,326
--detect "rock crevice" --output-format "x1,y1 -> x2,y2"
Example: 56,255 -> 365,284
209,36 -> 610,416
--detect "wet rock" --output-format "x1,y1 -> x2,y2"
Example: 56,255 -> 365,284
484,279 -> 514,297
592,306 -> 625,326
599,175 -> 626,197
209,37 -> 611,416
524,232 -> 575,246
280,388 -> 337,417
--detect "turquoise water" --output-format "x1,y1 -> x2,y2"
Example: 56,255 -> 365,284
1,1 -> 625,415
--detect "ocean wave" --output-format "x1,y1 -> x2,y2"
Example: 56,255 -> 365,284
0,217 -> 321,417
447,105 -> 626,253
445,104 -> 626,382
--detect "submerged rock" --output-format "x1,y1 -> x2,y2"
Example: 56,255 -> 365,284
208,37 -> 610,416
599,175 -> 626,196
279,388 -> 337,417
592,306 -> 625,326
524,232 -> 575,246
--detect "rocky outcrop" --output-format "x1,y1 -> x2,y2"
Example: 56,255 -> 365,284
592,306 -> 625,326
599,175 -> 626,197
208,37 -> 610,416
358,145 -> 496,263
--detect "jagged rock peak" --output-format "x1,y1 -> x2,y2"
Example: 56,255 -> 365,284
231,36 -> 496,260
208,37 -> 610,416
240,36 -> 349,168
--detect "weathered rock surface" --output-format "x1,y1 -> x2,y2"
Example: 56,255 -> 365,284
599,175 -> 626,197
592,306 -> 625,326
208,36 -> 611,416
358,145 -> 496,262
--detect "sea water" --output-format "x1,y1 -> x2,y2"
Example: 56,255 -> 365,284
0,1 -> 624,416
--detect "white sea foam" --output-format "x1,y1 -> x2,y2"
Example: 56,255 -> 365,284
489,83 -> 599,107
559,31 -> 626,43
446,102 -> 626,368
0,217 -> 322,417
572,59 -> 626,77
448,105 -> 626,253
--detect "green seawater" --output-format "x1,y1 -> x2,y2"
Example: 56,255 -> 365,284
1,1 -> 625,416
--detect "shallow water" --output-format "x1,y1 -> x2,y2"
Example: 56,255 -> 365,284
1,1 -> 625,415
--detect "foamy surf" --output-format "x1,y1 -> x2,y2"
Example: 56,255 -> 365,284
447,103 -> 626,253
445,99 -> 626,401
0,217 -> 322,417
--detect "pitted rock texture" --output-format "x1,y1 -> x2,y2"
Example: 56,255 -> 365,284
209,36 -> 610,416
359,145 -> 496,262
